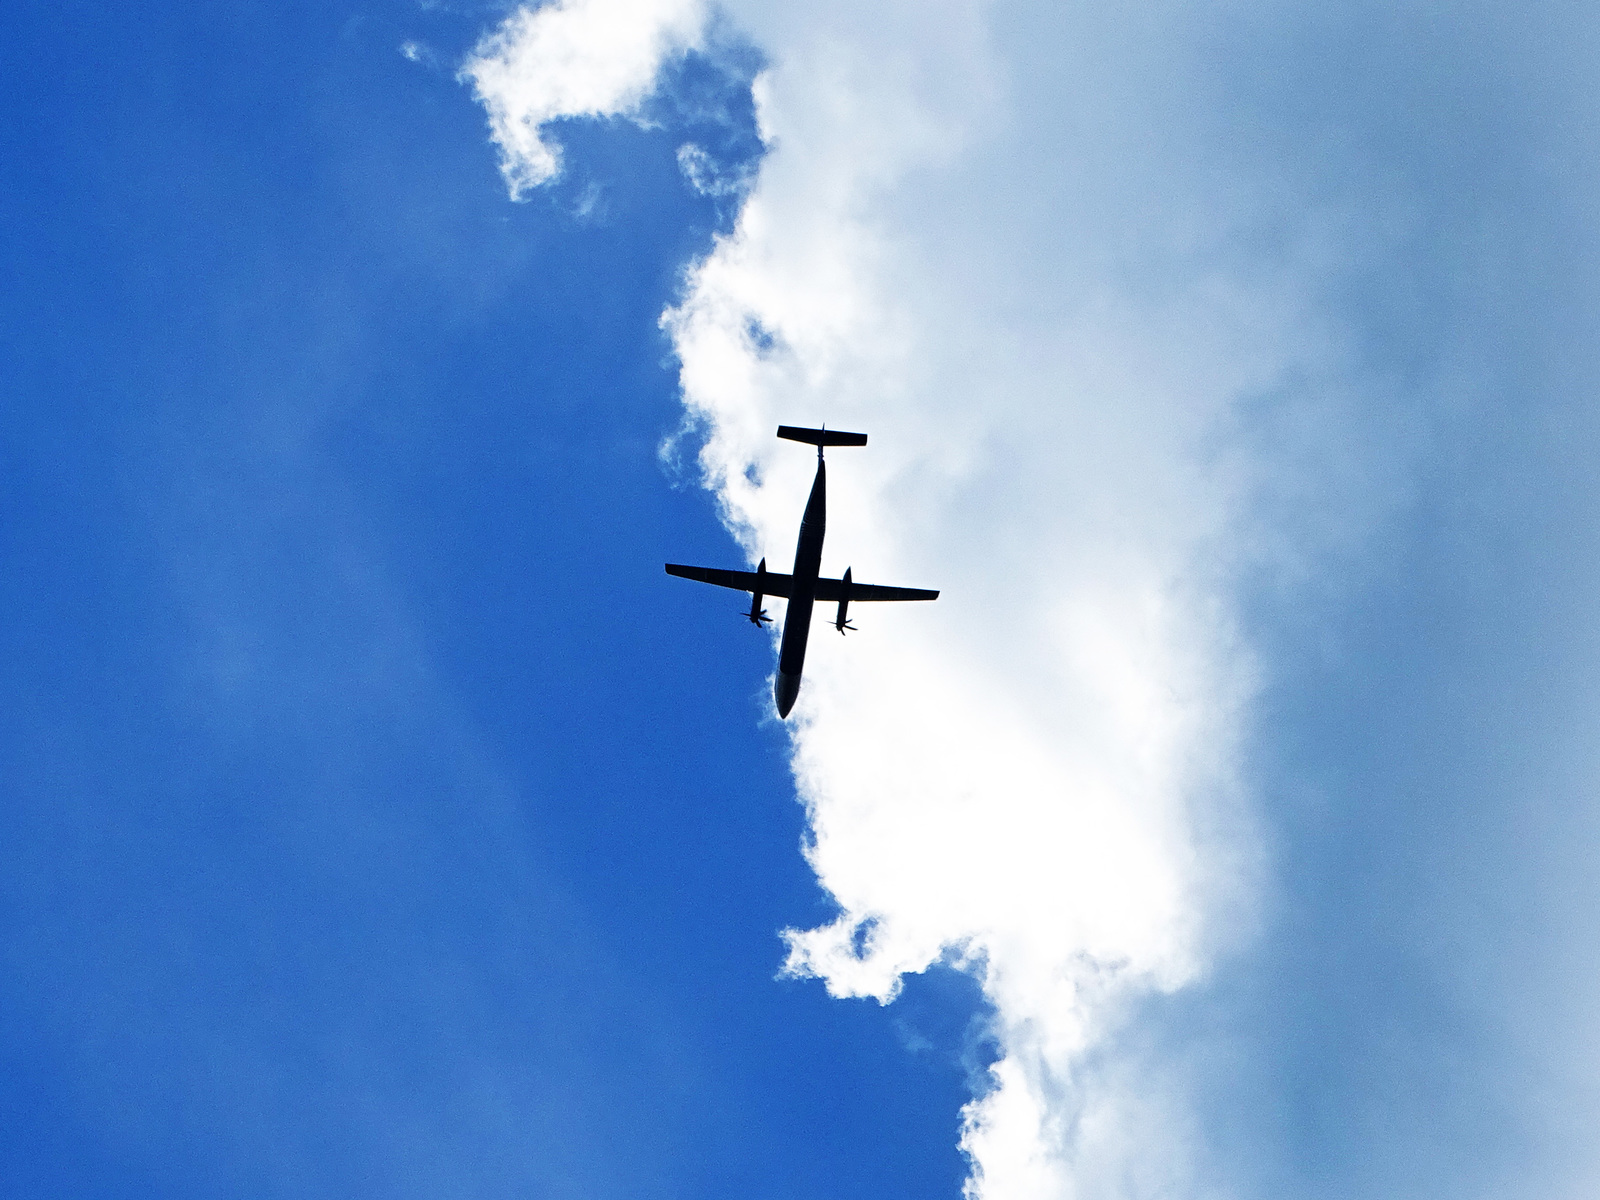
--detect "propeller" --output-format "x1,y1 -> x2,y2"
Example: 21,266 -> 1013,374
836,619 -> 856,634
747,608 -> 773,627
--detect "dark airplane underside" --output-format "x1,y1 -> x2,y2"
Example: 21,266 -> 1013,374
774,671 -> 803,718
666,425 -> 939,718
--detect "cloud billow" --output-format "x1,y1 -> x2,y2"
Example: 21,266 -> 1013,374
462,0 -> 1589,1195
460,0 -> 707,198
462,0 -> 1296,1193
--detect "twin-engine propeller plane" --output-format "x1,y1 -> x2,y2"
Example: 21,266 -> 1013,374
667,425 -> 940,718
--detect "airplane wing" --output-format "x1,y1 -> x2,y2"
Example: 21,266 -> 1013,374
814,576 -> 939,602
665,564 -> 794,597
665,564 -> 938,602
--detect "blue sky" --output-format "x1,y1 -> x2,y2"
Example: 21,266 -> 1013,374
6,1 -> 1600,1198
1,4 -> 971,1196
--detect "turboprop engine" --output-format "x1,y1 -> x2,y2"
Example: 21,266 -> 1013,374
834,567 -> 856,633
745,558 -> 773,626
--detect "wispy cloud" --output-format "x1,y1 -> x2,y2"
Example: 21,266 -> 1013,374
676,142 -> 753,197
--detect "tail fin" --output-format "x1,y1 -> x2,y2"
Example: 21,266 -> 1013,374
777,425 -> 868,448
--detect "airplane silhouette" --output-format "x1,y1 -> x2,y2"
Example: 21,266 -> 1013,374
667,425 -> 940,718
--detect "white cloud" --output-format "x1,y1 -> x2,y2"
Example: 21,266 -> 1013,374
467,1 -> 1390,1195
459,0 -> 707,198
676,142 -> 752,197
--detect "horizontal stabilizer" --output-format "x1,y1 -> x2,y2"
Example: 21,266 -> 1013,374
777,425 -> 868,447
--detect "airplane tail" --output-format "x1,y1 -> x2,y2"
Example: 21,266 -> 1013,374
777,425 -> 868,448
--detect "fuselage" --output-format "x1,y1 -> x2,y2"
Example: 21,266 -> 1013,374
774,454 -> 826,717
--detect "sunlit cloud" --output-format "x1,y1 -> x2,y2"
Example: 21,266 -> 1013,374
465,1 -> 1386,1194
460,0 -> 707,198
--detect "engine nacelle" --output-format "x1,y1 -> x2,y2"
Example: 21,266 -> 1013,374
834,567 -> 856,633
747,558 -> 772,626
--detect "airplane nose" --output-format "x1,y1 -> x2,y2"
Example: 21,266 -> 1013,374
774,672 -> 801,718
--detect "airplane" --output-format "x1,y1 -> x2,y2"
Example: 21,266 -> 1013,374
666,425 -> 939,718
